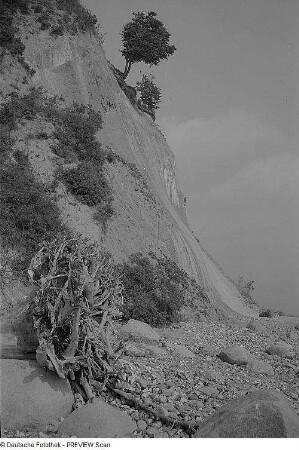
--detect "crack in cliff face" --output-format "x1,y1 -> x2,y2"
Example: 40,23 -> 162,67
10,21 -> 257,319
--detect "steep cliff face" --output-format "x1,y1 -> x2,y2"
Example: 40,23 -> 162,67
2,16 -> 257,320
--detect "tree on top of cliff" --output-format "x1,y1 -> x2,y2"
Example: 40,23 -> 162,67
121,11 -> 176,79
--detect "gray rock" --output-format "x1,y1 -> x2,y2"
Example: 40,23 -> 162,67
198,345 -> 218,356
0,315 -> 38,358
284,362 -> 298,371
201,368 -> 225,383
198,386 -> 219,397
266,341 -> 293,358
122,319 -> 160,341
218,345 -> 251,365
46,420 -> 60,433
289,392 -> 299,400
195,401 -> 205,409
166,343 -> 196,358
136,378 -> 148,389
188,394 -> 198,400
247,357 -> 274,375
146,426 -> 161,437
294,323 -> 299,331
163,388 -> 174,396
163,403 -> 177,412
137,420 -> 147,431
246,320 -> 268,334
155,405 -> 169,417
58,400 -> 137,438
1,360 -> 74,430
124,342 -> 146,357
140,343 -> 168,357
194,389 -> 299,438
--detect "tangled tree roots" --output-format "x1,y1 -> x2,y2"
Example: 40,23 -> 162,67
28,235 -> 124,400
27,235 -> 198,434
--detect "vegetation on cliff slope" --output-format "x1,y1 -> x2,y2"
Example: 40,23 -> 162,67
51,102 -> 114,226
0,152 -> 65,273
118,253 -> 209,327
0,0 -> 99,41
0,89 -> 65,272
136,74 -> 162,118
110,11 -> 175,119
32,0 -> 99,36
0,1 -> 211,331
0,86 -> 115,273
0,0 -> 27,59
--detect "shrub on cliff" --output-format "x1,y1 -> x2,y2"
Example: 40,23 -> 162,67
51,103 -> 104,164
259,309 -> 274,318
56,0 -> 98,32
136,74 -> 161,118
0,89 -> 42,128
0,78 -> 116,278
31,0 -> 98,35
52,104 -> 114,228
0,0 -> 29,56
62,162 -> 113,223
237,275 -> 259,309
0,153 -> 65,273
0,91 -> 65,273
118,253 -> 194,326
0,1 -> 35,74
0,89 -> 105,165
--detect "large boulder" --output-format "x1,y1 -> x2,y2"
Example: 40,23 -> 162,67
218,346 -> 274,375
218,345 -> 251,365
266,341 -> 293,358
1,360 -> 74,430
121,319 -> 160,341
58,400 -> 137,438
194,389 -> 299,438
1,312 -> 38,358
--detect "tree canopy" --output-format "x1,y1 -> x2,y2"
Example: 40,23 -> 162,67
121,11 -> 176,79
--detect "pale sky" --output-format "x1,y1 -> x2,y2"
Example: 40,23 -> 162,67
82,0 -> 299,315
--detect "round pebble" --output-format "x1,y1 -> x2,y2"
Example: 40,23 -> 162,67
137,420 -> 147,431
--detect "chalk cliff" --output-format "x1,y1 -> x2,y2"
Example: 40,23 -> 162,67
0,13 -> 257,320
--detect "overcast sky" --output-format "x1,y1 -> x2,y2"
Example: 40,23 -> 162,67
82,0 -> 299,316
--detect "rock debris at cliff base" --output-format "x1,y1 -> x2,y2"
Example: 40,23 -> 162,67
2,317 -> 299,438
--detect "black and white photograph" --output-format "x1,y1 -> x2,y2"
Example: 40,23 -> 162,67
0,0 -> 298,444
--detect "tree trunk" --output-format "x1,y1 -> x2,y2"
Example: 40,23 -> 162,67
123,59 -> 132,79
